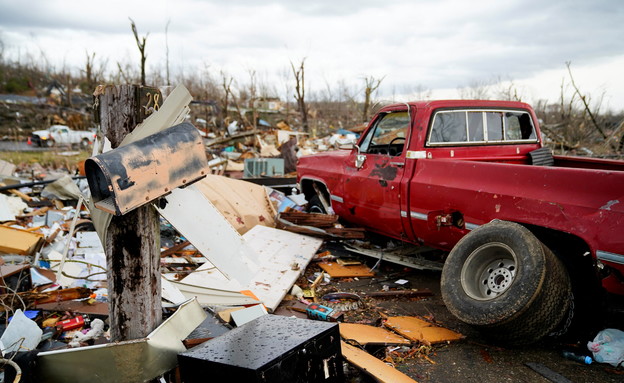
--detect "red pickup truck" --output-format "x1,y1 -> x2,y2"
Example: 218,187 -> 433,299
297,100 -> 624,344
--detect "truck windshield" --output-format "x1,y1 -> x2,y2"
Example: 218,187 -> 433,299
359,111 -> 409,156
428,110 -> 537,146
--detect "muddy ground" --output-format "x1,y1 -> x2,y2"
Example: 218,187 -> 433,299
297,244 -> 624,383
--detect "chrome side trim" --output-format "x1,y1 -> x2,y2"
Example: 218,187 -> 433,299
465,222 -> 480,231
596,250 -> 624,265
330,195 -> 344,203
410,212 -> 428,221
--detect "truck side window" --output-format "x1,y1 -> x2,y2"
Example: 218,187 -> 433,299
505,112 -> 536,140
468,112 -> 484,141
428,109 -> 537,146
430,112 -> 466,143
486,112 -> 503,140
359,111 -> 409,156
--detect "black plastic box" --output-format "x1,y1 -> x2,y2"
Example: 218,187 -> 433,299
178,314 -> 344,382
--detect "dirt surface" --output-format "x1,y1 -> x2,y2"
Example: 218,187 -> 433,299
297,244 -> 624,383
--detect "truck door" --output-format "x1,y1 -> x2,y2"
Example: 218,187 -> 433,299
56,126 -> 70,145
342,111 -> 411,238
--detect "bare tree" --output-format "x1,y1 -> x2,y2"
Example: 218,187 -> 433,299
362,76 -> 384,122
221,71 -> 234,126
247,69 -> 258,129
129,18 -> 148,86
458,80 -> 492,99
290,58 -> 309,132
566,61 -> 608,141
165,19 -> 171,86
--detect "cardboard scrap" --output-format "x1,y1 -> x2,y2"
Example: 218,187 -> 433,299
383,316 -> 464,344
339,323 -> 411,346
0,225 -> 44,255
318,262 -> 375,278
341,341 -> 418,383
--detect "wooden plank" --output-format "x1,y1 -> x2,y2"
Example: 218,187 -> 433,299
383,316 -> 464,344
318,262 -> 375,278
279,211 -> 338,228
341,341 -> 419,383
0,225 -> 44,255
340,323 -> 411,346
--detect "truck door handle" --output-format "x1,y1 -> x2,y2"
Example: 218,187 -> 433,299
390,162 -> 404,167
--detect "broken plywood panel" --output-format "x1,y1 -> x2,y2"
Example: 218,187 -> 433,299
341,341 -> 418,383
194,175 -> 277,235
383,316 -> 464,344
339,323 -> 411,346
0,225 -> 44,255
318,262 -> 375,278
157,184 -> 258,282
164,278 -> 259,307
180,225 -> 322,312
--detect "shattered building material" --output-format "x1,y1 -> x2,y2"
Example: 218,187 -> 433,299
318,262 -> 375,278
178,314 -> 343,382
339,323 -> 411,346
0,193 -> 28,221
37,298 -> 206,383
0,309 -> 43,355
383,316 -> 464,344
0,225 -> 44,255
177,225 -> 322,312
341,341 -> 418,383
194,175 -> 277,234
345,243 -> 444,271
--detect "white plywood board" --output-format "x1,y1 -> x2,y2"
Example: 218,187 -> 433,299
179,225 -> 322,311
157,185 -> 258,283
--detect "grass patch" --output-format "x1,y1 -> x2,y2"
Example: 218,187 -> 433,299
0,150 -> 90,171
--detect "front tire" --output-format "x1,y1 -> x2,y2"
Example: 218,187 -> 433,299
441,220 -> 571,345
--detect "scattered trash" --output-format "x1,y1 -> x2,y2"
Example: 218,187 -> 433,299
561,350 -> 592,365
306,302 -> 344,322
587,328 -> 624,367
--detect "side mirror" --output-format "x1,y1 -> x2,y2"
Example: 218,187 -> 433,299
354,145 -> 366,169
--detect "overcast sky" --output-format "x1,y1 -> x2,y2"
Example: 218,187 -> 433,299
1,0 -> 623,111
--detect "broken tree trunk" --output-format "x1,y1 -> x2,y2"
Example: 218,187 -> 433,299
96,84 -> 162,341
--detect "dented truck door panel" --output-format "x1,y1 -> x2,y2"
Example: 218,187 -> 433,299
342,111 -> 411,238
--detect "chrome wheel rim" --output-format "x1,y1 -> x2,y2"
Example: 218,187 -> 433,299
460,242 -> 517,300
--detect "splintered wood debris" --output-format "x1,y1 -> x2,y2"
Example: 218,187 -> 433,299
383,316 -> 464,344
339,323 -> 411,346
318,261 -> 375,278
341,341 -> 419,383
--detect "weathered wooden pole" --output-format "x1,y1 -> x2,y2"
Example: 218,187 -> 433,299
95,84 -> 162,341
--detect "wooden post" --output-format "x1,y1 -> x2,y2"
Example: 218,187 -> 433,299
96,84 -> 162,341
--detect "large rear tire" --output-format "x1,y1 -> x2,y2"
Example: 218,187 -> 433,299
441,220 -> 571,345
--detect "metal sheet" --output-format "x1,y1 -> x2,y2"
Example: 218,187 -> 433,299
37,298 -> 206,383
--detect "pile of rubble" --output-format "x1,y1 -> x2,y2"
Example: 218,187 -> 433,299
0,151 -> 467,382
